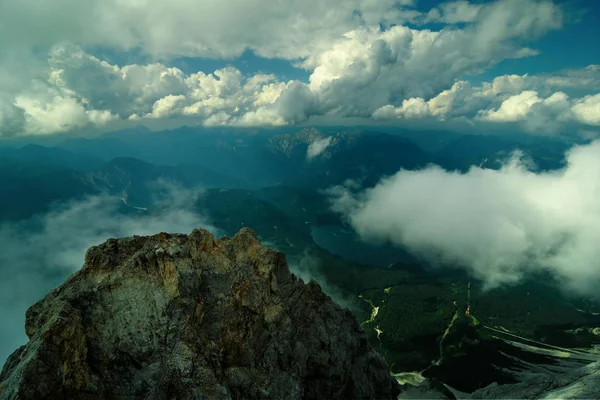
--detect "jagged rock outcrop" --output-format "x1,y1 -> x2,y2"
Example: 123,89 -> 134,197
0,228 -> 400,400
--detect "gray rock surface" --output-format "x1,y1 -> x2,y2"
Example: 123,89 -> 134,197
467,359 -> 600,399
0,228 -> 400,400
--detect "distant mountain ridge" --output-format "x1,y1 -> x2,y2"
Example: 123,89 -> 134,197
434,134 -> 572,172
9,127 -> 435,189
0,126 -> 576,222
0,144 -> 104,171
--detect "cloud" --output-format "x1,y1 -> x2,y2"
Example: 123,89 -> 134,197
4,50 -> 597,136
307,136 -> 333,160
14,85 -> 118,135
571,94 -> 600,126
477,90 -> 597,133
372,65 -> 600,135
373,97 -> 431,120
478,90 -> 553,122
328,141 -> 600,296
425,0 -> 483,24
479,90 -> 541,122
301,0 -> 562,116
0,44 -> 298,134
0,182 -> 218,366
0,0 -> 417,60
3,0 -> 597,136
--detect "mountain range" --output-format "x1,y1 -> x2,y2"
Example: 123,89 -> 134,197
0,125 -> 577,221
1,126 -> 598,398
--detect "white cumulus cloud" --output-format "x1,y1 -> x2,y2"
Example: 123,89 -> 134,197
372,65 -> 600,135
329,141 -> 600,295
307,136 -> 333,160
571,94 -> 600,126
479,90 -> 546,122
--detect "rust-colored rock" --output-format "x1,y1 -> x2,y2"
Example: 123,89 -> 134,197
0,228 -> 400,400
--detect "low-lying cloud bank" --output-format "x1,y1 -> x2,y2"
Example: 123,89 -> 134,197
329,141 -> 600,296
0,185 -> 217,366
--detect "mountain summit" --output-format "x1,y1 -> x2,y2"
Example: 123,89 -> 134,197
0,228 -> 399,400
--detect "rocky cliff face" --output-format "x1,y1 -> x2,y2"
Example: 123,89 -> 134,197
0,228 -> 400,400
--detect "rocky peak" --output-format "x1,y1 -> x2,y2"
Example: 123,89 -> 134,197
0,228 -> 400,400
